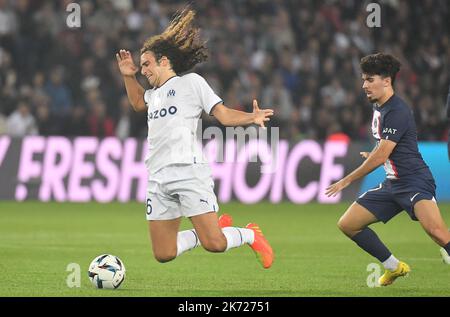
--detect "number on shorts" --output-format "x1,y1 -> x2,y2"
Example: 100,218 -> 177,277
146,198 -> 152,215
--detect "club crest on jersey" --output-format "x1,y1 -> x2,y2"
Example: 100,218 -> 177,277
383,128 -> 397,134
167,89 -> 176,97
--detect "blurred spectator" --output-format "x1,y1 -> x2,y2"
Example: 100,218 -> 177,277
262,72 -> 293,123
115,95 -> 131,139
45,66 -> 72,118
0,112 -> 6,134
326,122 -> 351,144
6,100 -> 37,137
0,0 -> 17,46
35,103 -> 59,136
320,79 -> 346,108
87,100 -> 114,137
63,105 -> 89,136
31,72 -> 46,98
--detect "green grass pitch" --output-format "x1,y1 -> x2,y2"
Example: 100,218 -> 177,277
0,201 -> 449,297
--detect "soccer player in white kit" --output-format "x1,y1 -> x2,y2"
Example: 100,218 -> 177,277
116,9 -> 274,268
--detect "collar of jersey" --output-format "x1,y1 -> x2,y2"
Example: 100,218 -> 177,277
155,75 -> 179,89
375,94 -> 396,109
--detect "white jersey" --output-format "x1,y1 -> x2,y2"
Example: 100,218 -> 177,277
143,73 -> 222,174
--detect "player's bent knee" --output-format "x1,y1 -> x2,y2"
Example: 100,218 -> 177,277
153,250 -> 177,263
337,217 -> 351,234
153,253 -> 176,263
202,238 -> 227,253
337,217 -> 360,237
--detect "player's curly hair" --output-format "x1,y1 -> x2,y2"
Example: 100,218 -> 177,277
360,53 -> 401,85
140,7 -> 208,74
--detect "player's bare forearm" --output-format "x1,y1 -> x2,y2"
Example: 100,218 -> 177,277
325,154 -> 384,197
215,106 -> 255,126
123,75 -> 146,112
344,153 -> 385,184
212,102 -> 273,127
115,49 -> 146,112
326,139 -> 395,197
345,139 -> 396,184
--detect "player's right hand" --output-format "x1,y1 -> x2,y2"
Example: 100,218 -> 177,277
360,152 -> 370,159
116,49 -> 139,76
252,99 -> 274,128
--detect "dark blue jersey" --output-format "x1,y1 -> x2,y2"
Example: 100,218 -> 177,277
370,94 -> 433,181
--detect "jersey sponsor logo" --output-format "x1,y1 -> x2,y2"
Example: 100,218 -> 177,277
199,198 -> 209,205
167,89 -> 176,97
148,106 -> 177,120
383,128 -> 397,134
168,106 -> 177,114
410,192 -> 420,202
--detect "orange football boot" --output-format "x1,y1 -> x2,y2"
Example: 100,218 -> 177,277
218,213 -> 233,228
245,223 -> 274,269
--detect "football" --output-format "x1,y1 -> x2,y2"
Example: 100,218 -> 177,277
88,254 -> 126,289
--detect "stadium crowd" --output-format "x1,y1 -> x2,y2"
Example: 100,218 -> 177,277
0,0 -> 448,141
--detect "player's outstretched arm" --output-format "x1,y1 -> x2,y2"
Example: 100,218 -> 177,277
325,139 -> 396,197
116,49 -> 146,112
212,99 -> 274,127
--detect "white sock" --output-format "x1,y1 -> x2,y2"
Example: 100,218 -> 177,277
382,254 -> 400,271
176,230 -> 201,257
222,227 -> 255,251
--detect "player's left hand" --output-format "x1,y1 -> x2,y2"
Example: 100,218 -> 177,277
252,99 -> 274,128
325,178 -> 351,197
360,152 -> 370,159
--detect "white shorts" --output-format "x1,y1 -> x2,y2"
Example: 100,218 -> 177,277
145,163 -> 219,221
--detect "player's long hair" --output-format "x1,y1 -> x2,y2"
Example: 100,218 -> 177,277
140,7 -> 208,74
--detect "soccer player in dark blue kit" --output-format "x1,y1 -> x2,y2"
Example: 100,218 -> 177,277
326,53 -> 450,286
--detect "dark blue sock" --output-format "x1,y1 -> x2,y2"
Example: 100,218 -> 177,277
444,242 -> 450,256
351,227 -> 392,262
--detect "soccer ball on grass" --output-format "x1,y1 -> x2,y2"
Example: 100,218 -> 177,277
88,254 -> 126,289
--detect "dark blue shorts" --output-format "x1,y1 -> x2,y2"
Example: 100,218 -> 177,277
356,178 -> 436,223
